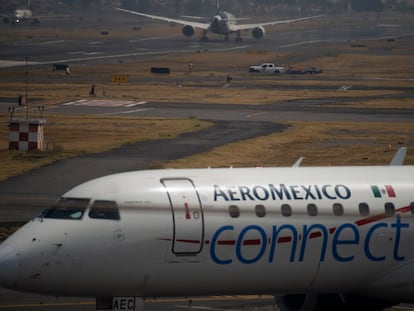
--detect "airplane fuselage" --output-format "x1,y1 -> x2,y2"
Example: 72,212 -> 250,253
1,166 -> 414,307
209,11 -> 236,35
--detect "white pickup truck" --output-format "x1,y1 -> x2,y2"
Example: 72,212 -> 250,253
248,63 -> 285,74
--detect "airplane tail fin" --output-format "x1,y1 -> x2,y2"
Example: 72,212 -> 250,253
216,0 -> 220,13
389,146 -> 407,165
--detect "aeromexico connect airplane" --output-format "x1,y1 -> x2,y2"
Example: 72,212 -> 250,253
0,147 -> 413,311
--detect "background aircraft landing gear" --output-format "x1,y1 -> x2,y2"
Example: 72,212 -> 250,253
200,30 -> 208,41
235,31 -> 242,42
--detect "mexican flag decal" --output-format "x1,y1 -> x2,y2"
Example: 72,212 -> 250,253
371,185 -> 396,198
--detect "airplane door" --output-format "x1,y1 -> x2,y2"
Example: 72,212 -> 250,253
161,178 -> 204,256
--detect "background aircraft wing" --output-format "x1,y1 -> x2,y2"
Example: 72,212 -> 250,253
114,7 -> 210,30
231,15 -> 323,31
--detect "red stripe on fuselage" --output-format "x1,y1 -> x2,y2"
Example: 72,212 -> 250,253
159,205 -> 412,246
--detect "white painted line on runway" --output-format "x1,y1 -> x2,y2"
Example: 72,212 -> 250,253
129,36 -> 170,43
62,99 -> 87,106
280,40 -> 324,48
39,40 -> 65,45
62,99 -> 147,107
0,60 -> 40,68
0,45 -> 252,68
213,45 -> 250,52
67,51 -> 104,56
247,111 -> 266,118
101,108 -> 153,115
125,101 -> 147,107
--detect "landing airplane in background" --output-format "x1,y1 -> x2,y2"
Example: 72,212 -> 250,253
115,1 -> 322,42
1,147 -> 414,311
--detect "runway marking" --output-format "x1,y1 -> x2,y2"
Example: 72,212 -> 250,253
246,111 -> 266,118
38,40 -> 66,45
0,45 -> 252,68
67,51 -> 104,56
101,108 -> 153,115
280,40 -> 324,48
129,36 -> 170,43
213,45 -> 250,52
125,101 -> 147,107
0,60 -> 40,68
62,99 -> 147,108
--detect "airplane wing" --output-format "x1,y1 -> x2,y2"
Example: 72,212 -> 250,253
114,7 -> 210,30
231,15 -> 323,31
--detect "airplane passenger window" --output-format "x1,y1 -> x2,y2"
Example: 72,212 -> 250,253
359,203 -> 370,216
307,203 -> 318,216
385,202 -> 395,216
255,204 -> 266,217
333,203 -> 344,216
89,200 -> 120,220
229,205 -> 240,218
40,198 -> 89,220
281,204 -> 292,217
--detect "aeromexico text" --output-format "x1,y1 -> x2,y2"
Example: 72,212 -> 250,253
213,184 -> 351,201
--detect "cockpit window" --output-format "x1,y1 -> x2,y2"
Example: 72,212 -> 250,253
89,200 -> 120,220
41,198 -> 89,220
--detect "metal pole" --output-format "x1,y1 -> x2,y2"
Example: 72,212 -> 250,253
25,56 -> 28,120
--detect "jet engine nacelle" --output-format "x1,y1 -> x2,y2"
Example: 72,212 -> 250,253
252,26 -> 265,39
275,294 -> 395,311
182,25 -> 195,37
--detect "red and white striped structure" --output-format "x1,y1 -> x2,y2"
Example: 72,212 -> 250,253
9,119 -> 46,151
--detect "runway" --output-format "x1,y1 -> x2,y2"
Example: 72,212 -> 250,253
50,97 -> 414,122
1,12 -> 414,69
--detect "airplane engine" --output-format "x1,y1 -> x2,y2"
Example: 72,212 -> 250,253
275,294 -> 395,311
182,25 -> 195,37
252,26 -> 265,39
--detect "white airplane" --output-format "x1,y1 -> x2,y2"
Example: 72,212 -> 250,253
114,1 -> 323,42
0,148 -> 413,311
1,9 -> 39,25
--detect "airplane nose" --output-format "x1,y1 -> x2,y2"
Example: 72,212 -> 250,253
0,244 -> 19,288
